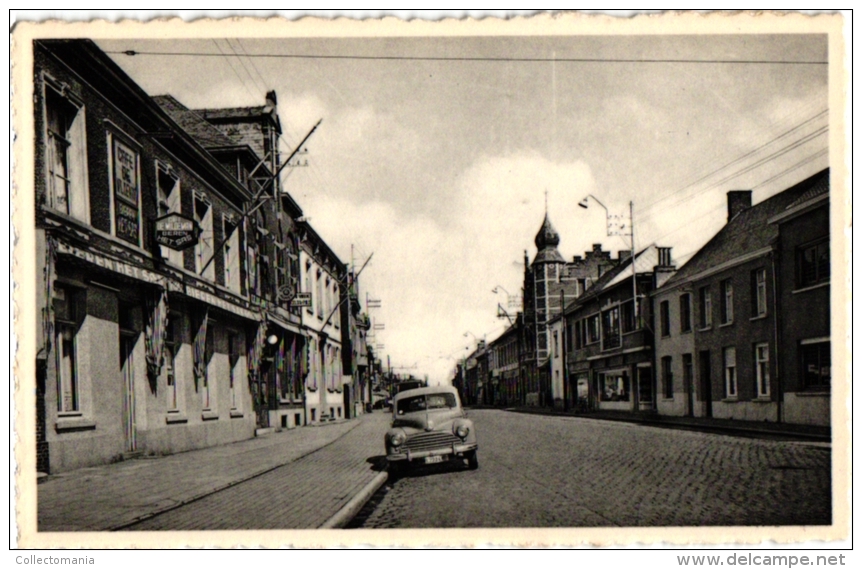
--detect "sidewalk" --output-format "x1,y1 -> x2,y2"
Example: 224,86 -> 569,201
37,412 -> 391,531
493,406 -> 831,442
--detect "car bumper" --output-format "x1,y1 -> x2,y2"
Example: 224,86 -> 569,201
386,442 -> 478,462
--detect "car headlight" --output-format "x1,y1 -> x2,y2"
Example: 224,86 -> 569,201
455,425 -> 470,439
389,432 -> 405,447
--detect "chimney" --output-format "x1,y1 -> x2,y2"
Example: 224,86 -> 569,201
618,250 -> 632,261
654,247 -> 676,288
265,90 -> 278,109
727,190 -> 752,223
592,243 -> 602,252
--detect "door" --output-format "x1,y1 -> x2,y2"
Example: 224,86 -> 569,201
699,350 -> 712,418
637,366 -> 653,411
343,386 -> 351,419
120,334 -> 137,452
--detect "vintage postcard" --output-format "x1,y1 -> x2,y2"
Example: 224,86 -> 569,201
11,11 -> 849,548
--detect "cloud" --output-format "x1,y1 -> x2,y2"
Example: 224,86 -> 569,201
300,150 -> 613,383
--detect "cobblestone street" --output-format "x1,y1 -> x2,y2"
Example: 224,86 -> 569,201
353,410 -> 832,528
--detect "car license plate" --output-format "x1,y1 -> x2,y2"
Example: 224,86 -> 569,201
424,455 -> 445,464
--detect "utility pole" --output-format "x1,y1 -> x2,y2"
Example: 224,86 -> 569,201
198,119 -> 322,276
560,289 -> 568,412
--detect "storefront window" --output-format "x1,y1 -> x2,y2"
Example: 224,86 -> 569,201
600,371 -> 630,402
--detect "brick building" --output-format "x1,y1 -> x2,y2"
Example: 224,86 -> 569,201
652,170 -> 829,425
521,212 -> 617,406
562,245 -> 675,412
34,39 -> 361,474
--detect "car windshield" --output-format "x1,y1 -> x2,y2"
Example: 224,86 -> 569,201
395,393 -> 458,415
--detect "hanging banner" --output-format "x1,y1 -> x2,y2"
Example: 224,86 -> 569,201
193,308 -> 209,384
145,288 -> 169,381
247,321 -> 267,382
40,236 -> 57,360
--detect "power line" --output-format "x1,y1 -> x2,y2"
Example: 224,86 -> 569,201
224,38 -> 266,97
111,50 -> 827,65
750,148 -> 828,191
234,38 -> 271,93
210,39 -> 259,102
635,109 -> 828,215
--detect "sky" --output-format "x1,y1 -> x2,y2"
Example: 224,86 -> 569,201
95,32 -> 830,384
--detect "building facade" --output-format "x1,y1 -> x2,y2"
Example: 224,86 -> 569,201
35,40 -> 263,473
562,245 -> 675,413
521,213 -> 617,406
652,170 -> 829,425
34,39 -> 362,474
769,173 -> 830,426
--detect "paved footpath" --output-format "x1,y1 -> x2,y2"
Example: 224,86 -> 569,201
38,412 -> 391,531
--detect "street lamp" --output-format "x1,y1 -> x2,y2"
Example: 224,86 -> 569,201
579,194 -> 639,324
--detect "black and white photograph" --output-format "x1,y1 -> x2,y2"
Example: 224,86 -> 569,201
11,11 -> 849,549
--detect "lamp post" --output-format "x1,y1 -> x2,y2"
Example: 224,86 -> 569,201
579,195 -> 638,326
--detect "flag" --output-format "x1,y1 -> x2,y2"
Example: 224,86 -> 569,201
39,236 -> 57,360
145,288 -> 169,381
193,308 -> 209,385
247,321 -> 266,382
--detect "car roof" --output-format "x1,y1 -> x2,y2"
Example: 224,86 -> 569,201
391,385 -> 460,402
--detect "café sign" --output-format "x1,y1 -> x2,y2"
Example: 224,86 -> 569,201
154,213 -> 200,251
291,292 -> 312,307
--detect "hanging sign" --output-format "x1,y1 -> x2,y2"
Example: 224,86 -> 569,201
291,292 -> 312,307
155,213 -> 201,251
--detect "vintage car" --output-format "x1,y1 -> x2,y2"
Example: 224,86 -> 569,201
384,385 -> 478,474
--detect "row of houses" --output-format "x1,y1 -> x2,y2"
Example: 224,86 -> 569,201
455,169 -> 830,428
34,39 -> 374,474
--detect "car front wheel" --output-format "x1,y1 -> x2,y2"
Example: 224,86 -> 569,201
466,450 -> 478,470
389,460 -> 406,477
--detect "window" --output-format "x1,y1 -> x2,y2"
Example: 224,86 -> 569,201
316,270 -> 324,319
553,331 -> 559,356
247,222 -> 260,297
223,215 -> 241,293
109,134 -> 141,245
679,294 -> 692,333
601,306 -> 621,350
698,286 -> 712,328
304,261 -> 313,313
723,347 -> 737,398
755,343 -> 770,397
332,282 -> 340,327
797,239 -> 830,288
599,371 -> 630,402
587,314 -> 600,344
44,82 -> 88,221
752,269 -> 767,317
800,340 -> 830,390
54,286 -> 80,413
565,322 -> 573,352
661,356 -> 673,398
720,279 -> 734,324
621,300 -> 638,333
229,332 -> 240,410
194,193 -> 214,280
660,301 -> 670,337
156,164 -> 182,265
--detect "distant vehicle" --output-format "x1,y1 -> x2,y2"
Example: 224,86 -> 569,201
394,379 -> 426,394
384,385 -> 478,475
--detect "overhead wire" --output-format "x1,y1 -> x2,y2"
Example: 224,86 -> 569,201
634,108 -> 828,215
110,49 -> 827,65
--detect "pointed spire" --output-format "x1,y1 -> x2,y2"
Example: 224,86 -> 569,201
535,213 -> 561,250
